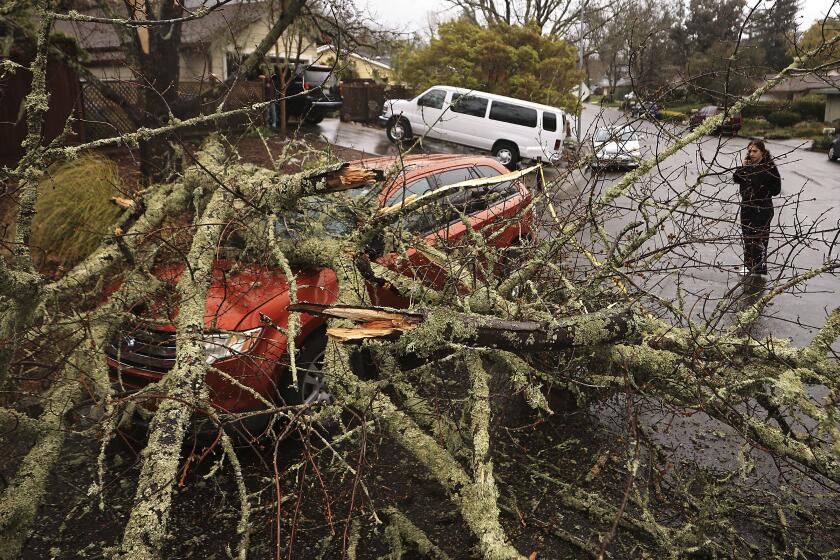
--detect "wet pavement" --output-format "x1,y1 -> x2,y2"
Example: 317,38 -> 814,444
303,107 -> 839,347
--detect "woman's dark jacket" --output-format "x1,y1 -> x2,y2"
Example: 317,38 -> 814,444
733,160 -> 781,220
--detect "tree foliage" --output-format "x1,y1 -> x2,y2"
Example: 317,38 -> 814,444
795,16 -> 840,67
399,17 -> 583,109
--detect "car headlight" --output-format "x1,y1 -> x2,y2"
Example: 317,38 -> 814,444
203,327 -> 262,365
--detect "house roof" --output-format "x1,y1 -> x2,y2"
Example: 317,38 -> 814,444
768,72 -> 840,94
315,45 -> 392,70
54,1 -> 267,52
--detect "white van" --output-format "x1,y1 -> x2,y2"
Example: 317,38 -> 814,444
379,85 -> 573,167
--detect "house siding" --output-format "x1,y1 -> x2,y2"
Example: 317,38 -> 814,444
827,95 -> 840,122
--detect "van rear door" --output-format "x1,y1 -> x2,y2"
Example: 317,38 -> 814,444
538,110 -> 564,159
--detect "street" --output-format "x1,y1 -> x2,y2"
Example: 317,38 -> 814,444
305,107 -> 840,347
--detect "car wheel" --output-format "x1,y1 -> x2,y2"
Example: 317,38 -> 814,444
304,113 -> 324,124
492,141 -> 519,169
829,146 -> 837,161
386,118 -> 412,144
285,329 -> 332,406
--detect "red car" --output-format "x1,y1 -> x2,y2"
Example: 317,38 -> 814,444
688,105 -> 742,135
105,155 -> 533,414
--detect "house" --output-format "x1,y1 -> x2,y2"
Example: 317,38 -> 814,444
54,2 -> 325,82
315,45 -> 394,82
759,72 -> 840,122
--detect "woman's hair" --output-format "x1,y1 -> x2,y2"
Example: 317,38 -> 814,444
748,138 -> 773,163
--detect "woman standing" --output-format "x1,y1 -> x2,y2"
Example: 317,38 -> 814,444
733,139 -> 781,275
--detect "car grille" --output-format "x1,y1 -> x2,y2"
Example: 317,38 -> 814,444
106,328 -> 177,374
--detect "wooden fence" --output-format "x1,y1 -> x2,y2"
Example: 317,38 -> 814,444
341,82 -> 414,123
0,56 -> 81,166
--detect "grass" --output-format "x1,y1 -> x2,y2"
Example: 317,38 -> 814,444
30,154 -> 125,271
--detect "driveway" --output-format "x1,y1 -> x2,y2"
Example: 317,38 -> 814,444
573,103 -> 840,347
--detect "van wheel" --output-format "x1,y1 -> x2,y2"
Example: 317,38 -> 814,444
283,329 -> 332,406
492,141 -> 519,169
387,118 -> 412,144
829,146 -> 836,161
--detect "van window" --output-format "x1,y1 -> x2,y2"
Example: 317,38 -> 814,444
542,112 -> 557,132
451,95 -> 489,117
418,89 -> 446,109
489,101 -> 537,127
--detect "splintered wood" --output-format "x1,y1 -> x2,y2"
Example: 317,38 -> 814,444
288,303 -> 422,341
324,165 -> 383,191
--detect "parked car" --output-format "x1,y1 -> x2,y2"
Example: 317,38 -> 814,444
105,155 -> 533,413
629,101 -> 661,120
279,64 -> 343,124
589,126 -> 642,170
380,85 -> 573,168
688,105 -> 743,135
829,134 -> 840,162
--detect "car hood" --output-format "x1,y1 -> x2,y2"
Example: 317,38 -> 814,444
148,261 -> 336,332
384,98 -> 411,113
595,140 -> 640,154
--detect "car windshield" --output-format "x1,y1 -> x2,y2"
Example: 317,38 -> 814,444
620,130 -> 637,142
594,129 -> 613,143
595,128 -> 636,143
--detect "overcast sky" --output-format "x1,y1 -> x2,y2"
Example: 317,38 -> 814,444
361,0 -> 839,35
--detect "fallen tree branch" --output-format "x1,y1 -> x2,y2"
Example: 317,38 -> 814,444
288,302 -> 640,352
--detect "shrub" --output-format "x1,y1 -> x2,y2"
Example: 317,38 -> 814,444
739,118 -> 772,137
792,120 -> 830,137
791,95 -> 826,121
766,110 -> 802,127
659,109 -> 686,122
811,136 -> 834,151
30,155 -> 124,270
741,102 -> 780,119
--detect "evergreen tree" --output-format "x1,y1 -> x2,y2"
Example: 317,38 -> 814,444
750,0 -> 800,69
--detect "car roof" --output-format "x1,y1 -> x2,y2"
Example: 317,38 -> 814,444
596,125 -> 636,133
422,85 -> 568,114
352,154 -> 505,177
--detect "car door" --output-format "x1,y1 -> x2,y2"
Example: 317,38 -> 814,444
371,165 -> 479,305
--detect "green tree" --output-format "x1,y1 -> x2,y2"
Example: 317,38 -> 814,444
794,17 -> 840,67
684,0 -> 747,54
686,40 -> 765,100
399,18 -> 583,109
749,0 -> 799,70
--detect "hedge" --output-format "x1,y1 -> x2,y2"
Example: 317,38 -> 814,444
767,110 -> 802,127
742,95 -> 826,122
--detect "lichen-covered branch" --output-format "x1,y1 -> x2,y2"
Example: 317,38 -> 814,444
0,271 -> 162,560
116,167 -> 235,558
